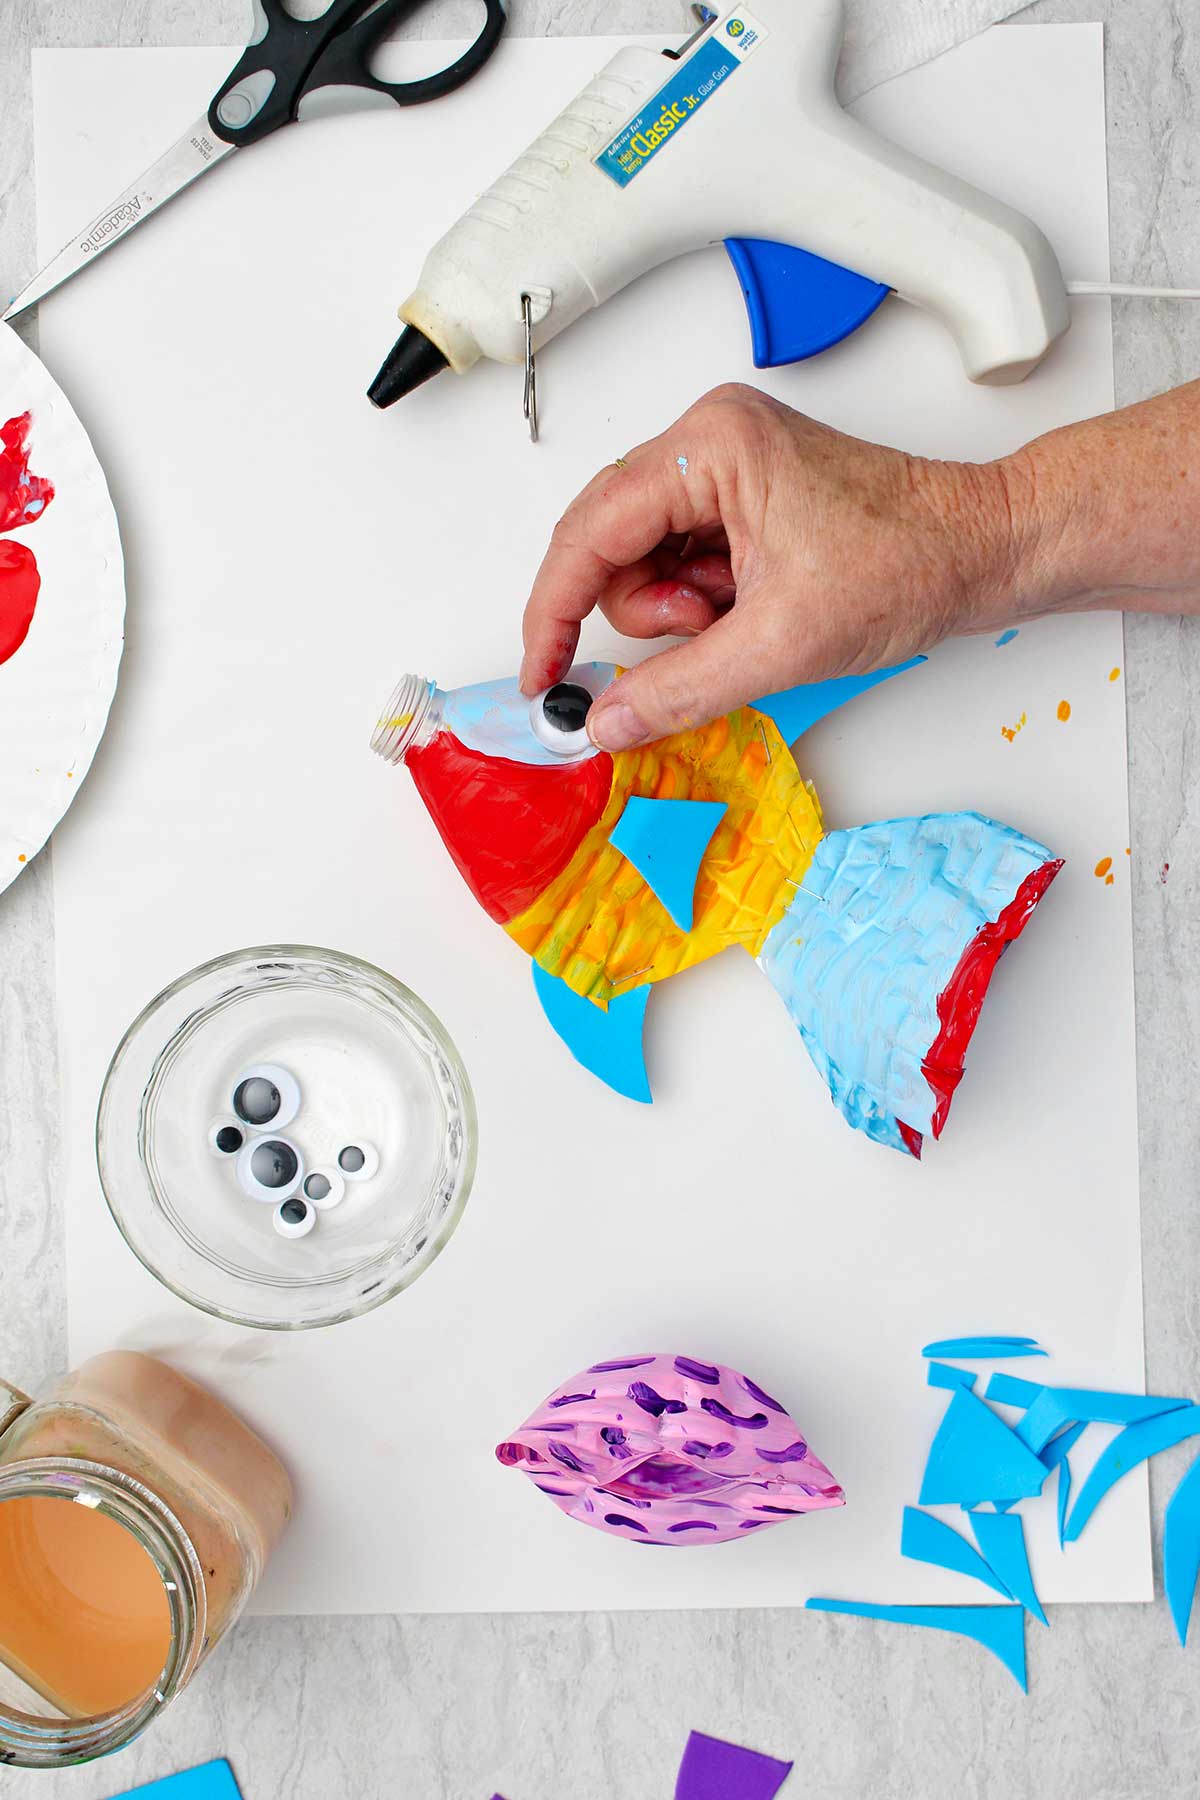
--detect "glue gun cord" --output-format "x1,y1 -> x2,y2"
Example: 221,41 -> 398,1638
1068,280 -> 1200,299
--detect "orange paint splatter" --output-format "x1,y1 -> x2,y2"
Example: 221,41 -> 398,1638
1109,667 -> 1121,682
1106,874 -> 1114,885
1000,711 -> 1027,743
1057,700 -> 1071,722
16,854 -> 25,864
1094,856 -> 1113,879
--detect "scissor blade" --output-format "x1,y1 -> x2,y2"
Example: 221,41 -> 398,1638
3,117 -> 236,322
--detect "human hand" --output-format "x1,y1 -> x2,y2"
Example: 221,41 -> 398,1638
519,383 -> 1027,751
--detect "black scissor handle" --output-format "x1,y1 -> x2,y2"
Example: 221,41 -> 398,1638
303,0 -> 508,110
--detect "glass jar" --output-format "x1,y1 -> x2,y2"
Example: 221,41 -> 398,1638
0,1351 -> 292,1768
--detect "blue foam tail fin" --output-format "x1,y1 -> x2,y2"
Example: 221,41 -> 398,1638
756,813 -> 1059,1154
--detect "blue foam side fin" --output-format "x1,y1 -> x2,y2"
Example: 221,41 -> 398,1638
922,1337 -> 1045,1360
531,964 -> 651,1104
724,239 -> 889,368
675,1730 -> 794,1800
1005,1383 -> 1193,1454
751,659 -> 925,748
1064,1405 -> 1200,1544
806,1599 -> 1026,1691
900,1507 -> 1012,1598
919,1388 -> 1049,1507
1164,1451 -> 1200,1647
928,1362 -> 976,1393
1040,1422 -> 1087,1549
608,797 -> 727,932
985,1373 -> 1043,1410
967,1511 -> 1048,1626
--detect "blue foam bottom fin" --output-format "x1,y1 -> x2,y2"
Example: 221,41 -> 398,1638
532,963 -> 651,1103
806,1598 -> 1027,1690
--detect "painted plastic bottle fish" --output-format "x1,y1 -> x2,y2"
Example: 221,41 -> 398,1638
371,661 -> 1062,1155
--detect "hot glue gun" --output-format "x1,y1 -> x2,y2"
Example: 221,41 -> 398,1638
368,0 -> 1071,436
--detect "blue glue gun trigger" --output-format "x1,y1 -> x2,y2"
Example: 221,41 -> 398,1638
725,239 -> 890,368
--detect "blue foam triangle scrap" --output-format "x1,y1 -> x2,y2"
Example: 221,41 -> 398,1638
967,1510 -> 1048,1626
920,1387 -> 1049,1507
900,1507 -> 1012,1598
1065,1405 -> 1200,1544
806,1598 -> 1027,1690
110,1763 -> 243,1800
609,797 -> 728,931
532,962 -> 651,1103
1164,1450 -> 1200,1647
928,1362 -> 976,1392
1039,1422 -> 1086,1548
751,659 -> 925,747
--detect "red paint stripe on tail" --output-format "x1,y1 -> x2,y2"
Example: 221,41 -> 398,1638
924,858 -> 1064,1140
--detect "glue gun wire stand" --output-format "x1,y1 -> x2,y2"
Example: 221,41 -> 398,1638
367,0 -> 1200,439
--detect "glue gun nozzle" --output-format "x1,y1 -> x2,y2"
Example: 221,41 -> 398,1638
368,326 -> 449,410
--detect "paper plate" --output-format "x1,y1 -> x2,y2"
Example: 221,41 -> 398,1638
0,322 -> 124,897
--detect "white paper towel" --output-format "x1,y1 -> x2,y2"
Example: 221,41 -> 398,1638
840,0 -> 1037,98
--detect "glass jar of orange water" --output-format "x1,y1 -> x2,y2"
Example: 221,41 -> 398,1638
0,1351 -> 292,1768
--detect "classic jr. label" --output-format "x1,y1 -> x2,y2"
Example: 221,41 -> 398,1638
594,9 -> 769,189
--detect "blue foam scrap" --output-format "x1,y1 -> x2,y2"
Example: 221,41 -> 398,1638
1064,1405 -> 1200,1544
110,1763 -> 243,1800
919,1387 -> 1049,1507
1039,1422 -> 1086,1548
928,1362 -> 976,1392
987,1378 -> 1194,1455
900,1507 -> 1012,1598
750,659 -> 925,748
922,1337 -> 1045,1360
985,1373 -> 1042,1409
967,1510 -> 1047,1626
531,963 -> 651,1103
1164,1451 -> 1200,1647
806,1598 -> 1027,1690
609,797 -> 727,932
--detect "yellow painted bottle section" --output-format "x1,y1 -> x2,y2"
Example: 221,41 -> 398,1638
507,706 -> 824,1005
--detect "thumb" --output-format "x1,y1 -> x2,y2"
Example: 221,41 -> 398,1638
587,613 -> 780,752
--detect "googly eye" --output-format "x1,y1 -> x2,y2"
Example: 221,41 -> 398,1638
237,1136 -> 303,1203
302,1167 -> 346,1212
337,1141 -> 380,1181
231,1064 -> 300,1131
273,1195 -> 316,1239
208,1118 -> 244,1156
529,683 -> 593,756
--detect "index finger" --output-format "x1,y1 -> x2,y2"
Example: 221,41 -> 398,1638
520,440 -> 708,693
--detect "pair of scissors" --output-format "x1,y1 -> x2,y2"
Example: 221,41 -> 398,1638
4,0 -> 507,322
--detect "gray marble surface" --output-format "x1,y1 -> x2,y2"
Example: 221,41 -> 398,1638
2,1 -> 1199,1794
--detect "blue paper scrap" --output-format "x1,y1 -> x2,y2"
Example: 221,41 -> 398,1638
1164,1451 -> 1200,1647
923,1337 -> 1045,1361
109,1762 -> 242,1800
928,1362 -> 977,1392
920,1387 -> 1049,1507
609,797 -> 727,932
900,1506 -> 1011,1598
968,1510 -> 1048,1626
806,1599 -> 1027,1690
1065,1405 -> 1200,1543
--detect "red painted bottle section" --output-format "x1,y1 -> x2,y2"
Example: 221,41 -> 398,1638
0,413 -> 54,668
901,856 -> 1064,1157
407,730 -> 614,924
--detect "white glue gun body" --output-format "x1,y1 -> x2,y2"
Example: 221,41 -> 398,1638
369,2 -> 1071,415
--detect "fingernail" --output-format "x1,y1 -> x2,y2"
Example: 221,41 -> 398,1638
588,702 -> 646,752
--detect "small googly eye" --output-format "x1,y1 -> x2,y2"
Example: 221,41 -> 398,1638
337,1141 -> 379,1181
208,1118 -> 244,1156
529,683 -> 593,756
273,1195 -> 316,1239
231,1064 -> 300,1131
302,1167 -> 345,1212
237,1136 -> 303,1203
